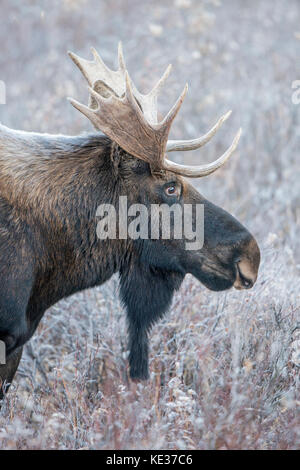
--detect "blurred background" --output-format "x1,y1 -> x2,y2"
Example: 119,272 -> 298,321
0,0 -> 299,450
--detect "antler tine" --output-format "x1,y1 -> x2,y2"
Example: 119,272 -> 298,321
166,110 -> 232,152
90,47 -> 109,71
163,128 -> 242,177
67,96 -> 99,123
149,64 -> 172,97
129,64 -> 173,125
118,41 -> 126,73
159,83 -> 188,130
124,71 -> 146,118
68,49 -> 106,87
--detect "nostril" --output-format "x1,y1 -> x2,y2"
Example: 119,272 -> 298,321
241,277 -> 253,289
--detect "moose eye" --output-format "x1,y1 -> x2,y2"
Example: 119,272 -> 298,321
164,183 -> 180,198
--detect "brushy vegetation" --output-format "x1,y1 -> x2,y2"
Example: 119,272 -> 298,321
0,0 -> 299,449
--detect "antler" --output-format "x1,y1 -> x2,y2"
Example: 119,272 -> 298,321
68,44 -> 126,101
68,43 -> 172,125
68,44 -> 241,177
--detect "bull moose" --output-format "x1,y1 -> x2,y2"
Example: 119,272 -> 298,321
0,44 -> 260,399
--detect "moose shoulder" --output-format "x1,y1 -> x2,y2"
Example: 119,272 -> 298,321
0,45 -> 260,398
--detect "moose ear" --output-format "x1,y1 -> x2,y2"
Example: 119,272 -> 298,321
109,141 -> 124,173
129,158 -> 151,176
110,143 -> 151,176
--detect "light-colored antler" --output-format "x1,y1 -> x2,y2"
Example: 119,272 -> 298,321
164,128 -> 242,177
68,43 -> 172,124
68,70 -> 188,168
166,110 -> 232,152
68,43 -> 125,99
68,44 -> 241,178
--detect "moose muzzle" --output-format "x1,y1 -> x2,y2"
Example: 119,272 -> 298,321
233,238 -> 260,290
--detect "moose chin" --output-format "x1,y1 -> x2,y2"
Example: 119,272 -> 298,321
0,44 -> 260,397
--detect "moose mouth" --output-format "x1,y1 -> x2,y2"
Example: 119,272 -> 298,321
193,258 -> 257,292
233,260 -> 255,290
191,262 -> 235,292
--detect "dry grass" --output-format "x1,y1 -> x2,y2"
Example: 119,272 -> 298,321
0,0 -> 299,449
